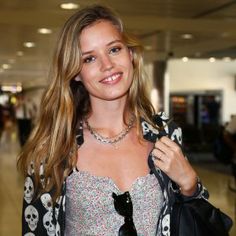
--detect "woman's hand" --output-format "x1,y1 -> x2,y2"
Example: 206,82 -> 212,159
152,136 -> 197,196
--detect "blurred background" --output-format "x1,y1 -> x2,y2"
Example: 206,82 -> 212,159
0,0 -> 236,235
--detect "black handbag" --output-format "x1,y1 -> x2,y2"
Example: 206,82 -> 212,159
170,197 -> 233,236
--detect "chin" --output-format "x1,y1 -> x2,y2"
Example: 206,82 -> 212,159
106,92 -> 129,101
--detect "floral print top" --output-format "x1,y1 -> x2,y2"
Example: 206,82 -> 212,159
21,112 -> 208,236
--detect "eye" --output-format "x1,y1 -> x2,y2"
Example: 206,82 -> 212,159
110,46 -> 122,54
83,56 -> 96,64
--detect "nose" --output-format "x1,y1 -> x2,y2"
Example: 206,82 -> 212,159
100,54 -> 114,71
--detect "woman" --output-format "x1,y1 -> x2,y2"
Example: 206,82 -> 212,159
18,5 -> 208,236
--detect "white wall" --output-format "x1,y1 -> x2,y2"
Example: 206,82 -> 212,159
167,59 -> 236,123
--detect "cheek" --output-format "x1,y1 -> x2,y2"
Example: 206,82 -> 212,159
79,70 -> 98,92
127,59 -> 134,77
79,67 -> 94,84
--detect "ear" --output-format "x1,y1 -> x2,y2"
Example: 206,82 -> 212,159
74,74 -> 82,82
129,48 -> 133,61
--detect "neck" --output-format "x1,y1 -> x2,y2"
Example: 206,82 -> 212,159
88,96 -> 130,131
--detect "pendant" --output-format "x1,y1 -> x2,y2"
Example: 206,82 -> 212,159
112,143 -> 119,150
112,143 -> 119,149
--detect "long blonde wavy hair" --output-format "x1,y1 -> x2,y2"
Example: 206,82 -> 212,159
17,5 -> 156,201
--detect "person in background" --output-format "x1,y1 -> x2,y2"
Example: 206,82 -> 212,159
15,94 -> 34,146
18,5 -> 208,235
224,114 -> 236,189
0,104 -> 4,141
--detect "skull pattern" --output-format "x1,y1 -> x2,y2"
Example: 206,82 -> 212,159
24,205 -> 39,231
142,121 -> 160,136
24,233 -> 35,236
171,127 -> 182,144
162,214 -> 170,236
55,222 -> 60,236
40,193 -> 53,211
24,177 -> 34,204
43,211 -> 56,236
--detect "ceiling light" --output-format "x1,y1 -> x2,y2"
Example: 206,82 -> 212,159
181,34 -> 193,39
144,45 -> 152,51
16,51 -> 24,56
2,64 -> 11,69
1,85 -> 22,93
182,57 -> 189,62
222,57 -> 231,62
23,42 -> 36,48
37,28 -> 52,34
60,3 -> 79,9
209,57 -> 216,62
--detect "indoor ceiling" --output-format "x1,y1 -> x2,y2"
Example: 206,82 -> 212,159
1,0 -> 236,89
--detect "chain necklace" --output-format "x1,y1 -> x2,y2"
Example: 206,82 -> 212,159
85,115 -> 135,148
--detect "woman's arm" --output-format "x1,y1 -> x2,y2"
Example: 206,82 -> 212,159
152,119 -> 208,198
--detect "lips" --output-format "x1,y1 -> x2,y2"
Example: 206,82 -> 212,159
100,72 -> 122,84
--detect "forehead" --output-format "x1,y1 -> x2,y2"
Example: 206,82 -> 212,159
79,20 -> 123,50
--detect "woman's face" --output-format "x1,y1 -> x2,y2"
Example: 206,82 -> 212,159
79,20 -> 134,103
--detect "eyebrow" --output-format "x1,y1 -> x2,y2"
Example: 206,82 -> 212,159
81,40 -> 123,56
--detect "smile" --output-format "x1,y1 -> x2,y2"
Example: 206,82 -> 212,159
100,73 -> 122,83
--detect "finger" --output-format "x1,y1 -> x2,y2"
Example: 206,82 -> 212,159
152,148 -> 166,162
158,137 -> 182,157
154,139 -> 172,155
160,136 -> 179,149
152,154 -> 167,171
